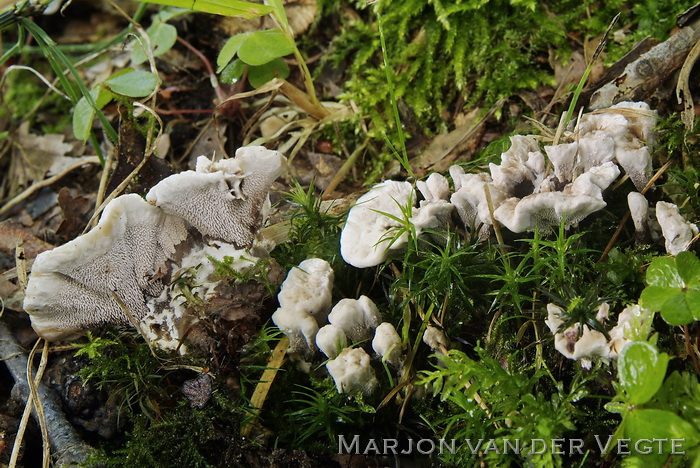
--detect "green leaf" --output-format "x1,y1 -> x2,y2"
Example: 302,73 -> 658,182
73,87 -> 113,142
618,342 -> 669,405
237,29 -> 294,66
217,34 -> 248,73
131,0 -> 273,19
646,256 -> 684,288
677,251 -> 700,288
640,285 -> 682,311
660,292 -> 695,325
131,22 -> 178,65
603,401 -> 627,414
105,70 -> 159,97
626,409 -> 699,449
220,58 -> 247,84
248,57 -> 289,88
688,289 -> 700,320
266,0 -> 290,30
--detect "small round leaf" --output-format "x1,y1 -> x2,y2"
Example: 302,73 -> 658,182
660,292 -> 695,325
220,58 -> 247,84
132,22 -> 178,65
217,34 -> 248,73
646,256 -> 684,288
618,342 -> 669,405
248,57 -> 290,88
237,29 -> 294,66
626,409 -> 699,448
677,251 -> 700,288
105,70 -> 159,97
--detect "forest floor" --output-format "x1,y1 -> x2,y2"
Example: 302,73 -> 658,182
1,0 -> 700,467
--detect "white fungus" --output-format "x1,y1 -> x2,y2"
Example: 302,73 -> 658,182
372,322 -> 403,366
655,201 -> 699,255
277,258 -> 334,325
316,324 -> 348,360
325,347 -> 378,395
340,180 -> 414,268
328,295 -> 382,342
24,194 -> 188,341
271,307 -> 319,356
422,326 -> 449,354
24,146 -> 286,342
545,303 -> 611,369
627,192 -> 650,243
146,146 -> 286,248
271,258 -> 334,355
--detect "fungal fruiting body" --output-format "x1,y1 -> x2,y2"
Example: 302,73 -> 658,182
271,258 -> 334,355
23,146 -> 286,341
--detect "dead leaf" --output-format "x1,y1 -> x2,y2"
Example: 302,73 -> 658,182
11,122 -> 74,187
0,221 -> 54,260
55,188 -> 95,242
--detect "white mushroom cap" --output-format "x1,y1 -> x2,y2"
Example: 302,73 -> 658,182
489,135 -> 546,198
277,258 -> 334,325
627,192 -> 649,239
569,162 -> 620,198
578,102 -> 656,190
146,146 -> 286,248
328,295 -> 382,342
423,326 -> 449,353
417,172 -> 450,202
316,324 -> 347,359
493,162 -> 619,233
271,307 -> 319,355
494,191 -> 606,233
450,171 -> 505,228
655,201 -> 699,255
340,180 -> 414,268
24,194 -> 188,340
372,322 -> 402,366
545,303 -> 611,369
607,304 -> 653,356
410,199 -> 454,237
577,132 -> 616,171
544,142 -> 578,184
326,347 -> 378,395
614,145 -> 652,191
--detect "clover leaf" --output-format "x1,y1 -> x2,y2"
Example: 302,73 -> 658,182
640,252 -> 700,325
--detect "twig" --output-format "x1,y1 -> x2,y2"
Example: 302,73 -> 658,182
240,336 -> 289,437
0,320 -> 91,466
0,156 -> 101,217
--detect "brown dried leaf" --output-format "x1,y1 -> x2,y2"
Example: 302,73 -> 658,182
11,122 -> 74,187
0,221 -> 54,261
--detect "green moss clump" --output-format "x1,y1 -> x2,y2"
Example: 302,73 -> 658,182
318,0 -> 695,176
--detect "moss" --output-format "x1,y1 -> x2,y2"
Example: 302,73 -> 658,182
316,0 -> 696,175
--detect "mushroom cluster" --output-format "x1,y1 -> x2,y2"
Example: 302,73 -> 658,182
340,102 -> 697,268
24,146 -> 286,343
545,302 -> 653,369
271,258 -> 405,395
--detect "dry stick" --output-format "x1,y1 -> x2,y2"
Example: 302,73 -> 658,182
321,139 -> 369,198
676,33 -> 700,131
29,340 -> 51,468
240,336 -> 289,438
9,339 -> 43,468
0,321 -> 91,467
0,156 -> 101,217
598,159 -> 673,262
93,148 -> 114,228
